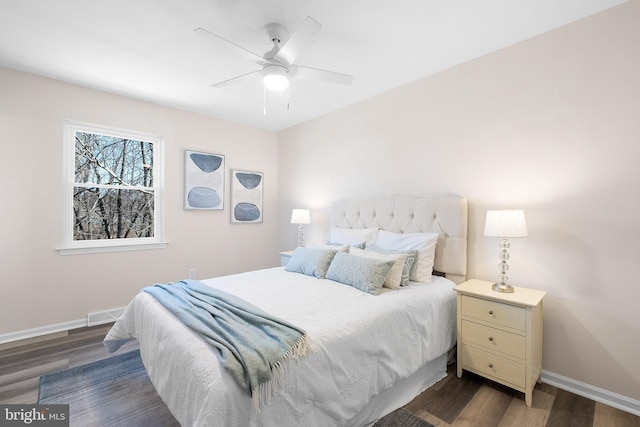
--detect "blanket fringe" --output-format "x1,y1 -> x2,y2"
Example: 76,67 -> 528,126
251,335 -> 312,412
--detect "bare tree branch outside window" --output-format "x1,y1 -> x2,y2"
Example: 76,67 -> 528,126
73,132 -> 155,240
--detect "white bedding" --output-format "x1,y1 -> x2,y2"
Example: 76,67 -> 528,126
105,267 -> 457,426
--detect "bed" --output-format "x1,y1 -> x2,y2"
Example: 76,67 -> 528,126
105,194 -> 468,426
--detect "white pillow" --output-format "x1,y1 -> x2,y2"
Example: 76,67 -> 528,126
375,230 -> 438,283
329,227 -> 378,247
349,247 -> 406,289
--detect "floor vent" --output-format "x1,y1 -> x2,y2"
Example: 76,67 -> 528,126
87,308 -> 124,327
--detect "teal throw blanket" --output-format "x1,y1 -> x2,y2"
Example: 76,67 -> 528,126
143,280 -> 309,410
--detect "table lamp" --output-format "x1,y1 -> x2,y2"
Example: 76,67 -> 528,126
290,209 -> 310,247
483,209 -> 528,293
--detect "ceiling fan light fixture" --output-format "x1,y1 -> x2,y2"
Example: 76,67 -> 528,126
263,64 -> 289,91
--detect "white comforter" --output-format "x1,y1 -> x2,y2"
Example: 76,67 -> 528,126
105,267 -> 457,426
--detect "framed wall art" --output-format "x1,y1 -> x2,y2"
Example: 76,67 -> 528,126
184,150 -> 225,210
230,169 -> 263,223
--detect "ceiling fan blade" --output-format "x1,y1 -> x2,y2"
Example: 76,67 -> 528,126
212,69 -> 262,88
194,27 -> 266,65
273,16 -> 321,65
294,65 -> 354,85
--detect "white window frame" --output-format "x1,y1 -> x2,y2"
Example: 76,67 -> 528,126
58,120 -> 167,255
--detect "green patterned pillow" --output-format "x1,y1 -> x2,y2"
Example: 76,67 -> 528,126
285,247 -> 338,278
325,251 -> 394,295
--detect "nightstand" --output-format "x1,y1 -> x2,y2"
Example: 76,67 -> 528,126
279,250 -> 294,267
456,279 -> 546,406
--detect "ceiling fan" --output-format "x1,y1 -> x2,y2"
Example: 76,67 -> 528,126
194,16 -> 354,91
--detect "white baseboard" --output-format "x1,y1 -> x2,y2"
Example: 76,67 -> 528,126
0,319 -> 87,345
0,307 -> 127,345
542,369 -> 640,417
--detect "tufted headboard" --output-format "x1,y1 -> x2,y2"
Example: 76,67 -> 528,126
331,194 -> 468,284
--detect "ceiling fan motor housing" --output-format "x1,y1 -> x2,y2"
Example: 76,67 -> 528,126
264,23 -> 288,45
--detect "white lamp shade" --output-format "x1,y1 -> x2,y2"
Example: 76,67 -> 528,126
290,209 -> 310,225
484,210 -> 528,238
263,65 -> 289,91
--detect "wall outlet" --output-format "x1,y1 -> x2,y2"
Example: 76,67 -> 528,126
188,268 -> 196,279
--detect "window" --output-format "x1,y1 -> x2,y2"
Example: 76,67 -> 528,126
59,120 -> 166,255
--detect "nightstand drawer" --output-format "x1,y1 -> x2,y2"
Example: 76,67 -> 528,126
461,320 -> 526,359
461,295 -> 526,331
461,344 -> 526,388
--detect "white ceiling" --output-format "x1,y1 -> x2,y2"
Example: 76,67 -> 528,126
0,0 -> 628,131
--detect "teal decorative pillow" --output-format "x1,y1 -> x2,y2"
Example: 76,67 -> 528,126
368,247 -> 418,286
325,241 -> 366,249
325,251 -> 394,295
348,247 -> 406,289
285,247 -> 338,278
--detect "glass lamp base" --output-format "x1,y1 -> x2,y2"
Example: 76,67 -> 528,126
492,282 -> 515,293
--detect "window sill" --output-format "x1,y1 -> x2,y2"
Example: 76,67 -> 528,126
57,241 -> 168,256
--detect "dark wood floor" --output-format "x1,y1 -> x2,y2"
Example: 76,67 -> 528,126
1,324 -> 638,427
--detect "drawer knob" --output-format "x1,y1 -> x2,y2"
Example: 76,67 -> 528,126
488,363 -> 494,368
488,336 -> 494,342
488,310 -> 494,315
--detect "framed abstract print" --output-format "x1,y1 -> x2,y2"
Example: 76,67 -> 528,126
230,169 -> 263,223
184,150 -> 224,210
